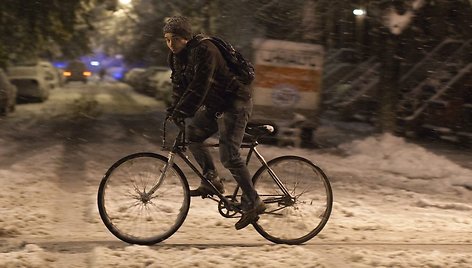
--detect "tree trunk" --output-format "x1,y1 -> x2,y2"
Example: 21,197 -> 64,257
301,0 -> 320,43
378,32 -> 401,133
203,0 -> 218,35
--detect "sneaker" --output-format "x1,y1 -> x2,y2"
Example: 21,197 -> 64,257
235,198 -> 266,230
189,172 -> 225,197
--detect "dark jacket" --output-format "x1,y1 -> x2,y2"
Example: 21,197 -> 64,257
168,34 -> 251,117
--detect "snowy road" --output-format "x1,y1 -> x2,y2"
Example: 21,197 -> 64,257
1,82 -> 471,267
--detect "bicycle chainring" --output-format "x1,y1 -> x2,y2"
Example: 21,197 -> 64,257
217,196 -> 240,218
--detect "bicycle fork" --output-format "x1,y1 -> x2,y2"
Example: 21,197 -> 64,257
146,151 -> 176,197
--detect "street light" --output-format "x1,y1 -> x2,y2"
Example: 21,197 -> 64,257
353,9 -> 366,16
353,8 -> 366,61
119,0 -> 132,6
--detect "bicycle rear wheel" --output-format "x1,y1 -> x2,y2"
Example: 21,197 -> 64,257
252,155 -> 333,244
97,152 -> 190,245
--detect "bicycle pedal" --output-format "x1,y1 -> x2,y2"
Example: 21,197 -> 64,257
202,193 -> 220,200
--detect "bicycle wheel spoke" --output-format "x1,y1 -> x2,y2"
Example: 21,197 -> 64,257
290,180 -> 300,196
264,206 -> 289,216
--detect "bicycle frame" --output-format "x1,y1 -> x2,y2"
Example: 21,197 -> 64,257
148,120 -> 295,210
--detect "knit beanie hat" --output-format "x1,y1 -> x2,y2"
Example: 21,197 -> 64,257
163,16 -> 193,40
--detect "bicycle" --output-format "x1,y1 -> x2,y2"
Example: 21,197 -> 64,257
97,119 -> 333,245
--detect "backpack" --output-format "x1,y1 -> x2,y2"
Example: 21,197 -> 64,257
204,36 -> 255,85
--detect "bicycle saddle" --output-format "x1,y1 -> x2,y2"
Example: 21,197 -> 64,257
244,124 -> 275,138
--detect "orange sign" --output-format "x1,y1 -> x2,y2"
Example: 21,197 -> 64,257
255,65 -> 322,92
251,39 -> 324,116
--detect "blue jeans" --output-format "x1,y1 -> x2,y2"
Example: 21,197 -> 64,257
187,98 -> 258,207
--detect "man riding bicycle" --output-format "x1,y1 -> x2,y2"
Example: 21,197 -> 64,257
163,16 -> 266,230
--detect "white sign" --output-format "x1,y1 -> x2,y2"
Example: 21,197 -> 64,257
251,39 -> 324,127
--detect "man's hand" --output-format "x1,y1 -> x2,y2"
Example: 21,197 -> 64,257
166,106 -> 174,118
171,110 -> 186,129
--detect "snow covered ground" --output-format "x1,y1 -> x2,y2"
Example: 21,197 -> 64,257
0,83 -> 471,267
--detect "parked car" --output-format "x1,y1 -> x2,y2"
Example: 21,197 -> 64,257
148,68 -> 172,106
56,68 -> 66,86
7,63 -> 51,102
124,67 -> 172,106
123,68 -> 146,92
38,60 -> 61,89
138,67 -> 168,96
63,60 -> 91,83
0,68 -> 17,115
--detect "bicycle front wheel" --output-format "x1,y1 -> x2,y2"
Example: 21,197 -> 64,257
97,152 -> 190,245
252,156 -> 333,244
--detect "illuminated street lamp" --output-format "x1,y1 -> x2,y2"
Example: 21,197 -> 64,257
114,0 -> 133,18
353,8 -> 366,60
119,0 -> 132,6
353,9 -> 366,16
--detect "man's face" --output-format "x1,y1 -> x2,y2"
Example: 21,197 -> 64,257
164,33 -> 188,54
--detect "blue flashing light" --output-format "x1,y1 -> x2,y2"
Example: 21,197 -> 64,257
53,61 -> 67,69
112,72 -> 124,80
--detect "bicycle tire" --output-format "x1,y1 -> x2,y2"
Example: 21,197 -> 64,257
251,155 -> 333,244
97,152 -> 190,245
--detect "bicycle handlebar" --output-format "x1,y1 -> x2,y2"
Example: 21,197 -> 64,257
161,117 -> 187,151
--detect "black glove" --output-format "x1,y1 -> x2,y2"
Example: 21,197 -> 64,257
171,110 -> 186,128
165,106 -> 174,120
